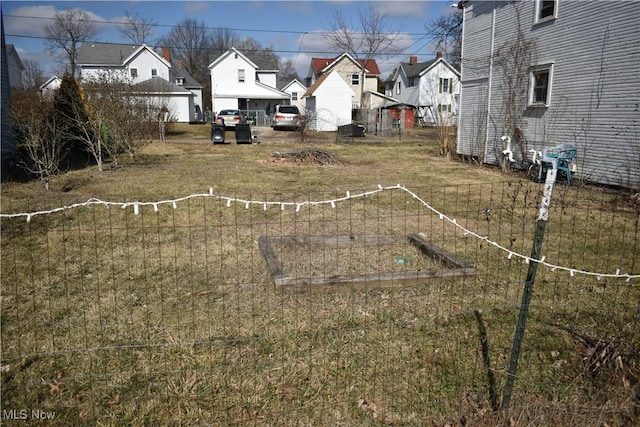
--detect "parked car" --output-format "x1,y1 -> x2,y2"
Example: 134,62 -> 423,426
271,105 -> 301,130
216,109 -> 245,128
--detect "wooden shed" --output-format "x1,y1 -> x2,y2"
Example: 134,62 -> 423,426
382,103 -> 416,129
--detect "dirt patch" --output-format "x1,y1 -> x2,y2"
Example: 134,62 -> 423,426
268,149 -> 343,165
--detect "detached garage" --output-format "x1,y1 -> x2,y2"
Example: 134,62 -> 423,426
303,70 -> 355,132
132,77 -> 195,123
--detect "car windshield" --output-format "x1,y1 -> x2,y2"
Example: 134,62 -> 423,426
220,110 -> 239,115
278,106 -> 299,114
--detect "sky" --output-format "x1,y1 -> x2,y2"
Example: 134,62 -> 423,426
2,0 -> 455,79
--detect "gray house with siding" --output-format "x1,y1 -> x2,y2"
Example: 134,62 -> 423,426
456,0 -> 640,190
1,12 -> 18,176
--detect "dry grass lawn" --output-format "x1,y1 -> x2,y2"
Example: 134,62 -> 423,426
1,124 -> 638,426
1,124 -> 507,201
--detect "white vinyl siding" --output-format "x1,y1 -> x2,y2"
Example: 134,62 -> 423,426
80,47 -> 170,85
457,79 -> 488,158
305,71 -> 354,131
458,0 -> 640,189
209,49 -> 289,114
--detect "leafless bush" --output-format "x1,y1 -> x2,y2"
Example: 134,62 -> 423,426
79,73 -> 152,169
434,112 -> 457,158
12,93 -> 67,189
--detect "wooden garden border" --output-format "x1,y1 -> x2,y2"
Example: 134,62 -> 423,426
258,233 -> 477,289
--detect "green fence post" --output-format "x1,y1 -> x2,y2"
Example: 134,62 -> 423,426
502,167 -> 557,409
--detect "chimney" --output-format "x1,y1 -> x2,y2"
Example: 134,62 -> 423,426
436,51 -> 443,59
409,56 -> 417,65
162,46 -> 171,63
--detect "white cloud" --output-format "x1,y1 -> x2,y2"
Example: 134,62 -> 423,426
374,1 -> 426,18
298,30 -> 337,55
5,4 -> 118,40
184,2 -> 210,14
281,28 -> 428,80
4,5 -> 58,38
5,5 -> 121,75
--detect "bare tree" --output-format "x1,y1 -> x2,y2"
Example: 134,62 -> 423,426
277,58 -> 300,88
78,73 -> 151,170
325,3 -> 400,120
425,7 -> 463,69
21,59 -> 45,91
12,96 -> 67,189
209,27 -> 238,58
45,8 -> 97,78
158,18 -> 210,78
494,3 -> 537,170
158,18 -> 216,110
236,38 -> 280,74
119,10 -> 155,44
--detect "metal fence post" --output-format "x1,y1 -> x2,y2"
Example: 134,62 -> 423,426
502,167 -> 557,409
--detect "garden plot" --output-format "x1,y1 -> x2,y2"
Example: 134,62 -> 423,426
258,233 -> 477,289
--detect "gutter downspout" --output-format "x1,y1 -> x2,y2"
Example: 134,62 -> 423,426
456,3 -> 466,153
483,4 -> 496,163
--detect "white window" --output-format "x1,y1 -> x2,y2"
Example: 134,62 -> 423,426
130,68 -> 138,78
238,69 -> 245,83
396,82 -> 401,95
439,78 -> 452,94
151,68 -> 157,77
529,64 -> 553,106
291,91 -> 298,101
534,0 -> 557,24
176,77 -> 185,85
438,104 -> 452,113
408,77 -> 415,87
351,73 -> 360,85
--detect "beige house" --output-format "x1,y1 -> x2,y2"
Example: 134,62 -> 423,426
305,53 -> 381,110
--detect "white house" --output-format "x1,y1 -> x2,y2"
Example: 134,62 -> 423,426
131,77 -> 196,124
78,42 -> 171,83
169,66 -> 204,121
76,42 -> 203,122
384,53 -> 460,126
280,79 -> 307,113
208,47 -> 290,118
303,70 -> 355,131
306,53 -> 381,110
39,75 -> 61,99
456,0 -> 640,190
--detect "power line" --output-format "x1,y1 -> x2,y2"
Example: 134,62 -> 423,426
5,12 -> 438,76
4,33 -> 428,59
4,13 -> 429,38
